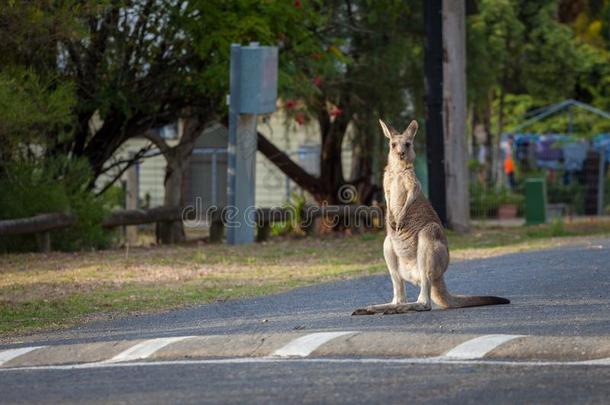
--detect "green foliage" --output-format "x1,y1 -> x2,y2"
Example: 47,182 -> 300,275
0,157 -> 114,252
547,181 -> 585,215
467,0 -> 524,108
526,217 -> 571,238
0,67 -> 76,159
271,193 -> 307,237
468,0 -> 610,142
185,0 -> 330,107
470,184 -> 524,218
519,2 -> 582,102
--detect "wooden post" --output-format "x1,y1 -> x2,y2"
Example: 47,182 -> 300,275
256,223 -> 271,242
125,160 -> 139,244
208,210 -> 224,243
36,231 -> 51,253
442,0 -> 470,232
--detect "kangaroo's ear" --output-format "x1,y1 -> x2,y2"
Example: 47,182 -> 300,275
404,120 -> 418,138
379,119 -> 394,139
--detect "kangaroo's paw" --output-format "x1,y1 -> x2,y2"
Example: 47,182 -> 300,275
382,302 -> 431,314
352,303 -> 395,316
352,307 -> 377,315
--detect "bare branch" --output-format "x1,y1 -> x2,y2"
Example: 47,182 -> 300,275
140,129 -> 171,155
95,142 -> 161,196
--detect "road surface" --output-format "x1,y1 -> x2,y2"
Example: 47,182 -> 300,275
1,238 -> 609,404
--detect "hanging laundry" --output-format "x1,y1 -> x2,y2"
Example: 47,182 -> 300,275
562,141 -> 588,171
535,135 -> 564,170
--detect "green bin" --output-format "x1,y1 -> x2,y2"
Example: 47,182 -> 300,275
525,178 -> 546,225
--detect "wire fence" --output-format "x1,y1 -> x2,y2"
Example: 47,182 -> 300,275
470,134 -> 609,222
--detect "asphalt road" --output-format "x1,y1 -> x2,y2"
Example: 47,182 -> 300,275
2,362 -> 609,404
1,238 -> 609,404
6,237 -> 608,347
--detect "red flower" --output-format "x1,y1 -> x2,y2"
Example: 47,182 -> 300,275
294,0 -> 302,8
312,76 -> 322,87
330,106 -> 343,117
285,99 -> 296,109
295,112 -> 305,125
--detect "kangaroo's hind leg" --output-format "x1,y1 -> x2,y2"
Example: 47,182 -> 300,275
352,236 -> 405,315
381,226 -> 447,314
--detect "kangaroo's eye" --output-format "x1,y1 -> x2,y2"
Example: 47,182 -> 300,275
405,142 -> 411,148
391,142 -> 397,148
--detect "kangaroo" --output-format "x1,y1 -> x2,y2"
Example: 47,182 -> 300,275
352,119 -> 509,315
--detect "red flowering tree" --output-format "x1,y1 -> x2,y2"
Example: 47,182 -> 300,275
261,0 -> 424,204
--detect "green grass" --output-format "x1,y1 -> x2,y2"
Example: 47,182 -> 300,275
2,218 -> 610,337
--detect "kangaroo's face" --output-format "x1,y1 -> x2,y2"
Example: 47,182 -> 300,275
379,119 -> 418,165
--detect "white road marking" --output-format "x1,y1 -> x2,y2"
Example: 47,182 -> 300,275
0,346 -> 45,366
1,356 -> 609,372
272,331 -> 358,357
584,357 -> 610,365
105,336 -> 195,363
442,334 -> 525,360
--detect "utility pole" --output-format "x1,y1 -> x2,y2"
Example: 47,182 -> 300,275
227,43 -> 278,245
442,0 -> 470,232
423,0 -> 447,226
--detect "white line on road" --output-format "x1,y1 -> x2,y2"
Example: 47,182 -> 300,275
0,346 -> 45,366
272,331 -> 358,357
105,336 -> 195,363
1,356 -> 609,372
442,334 -> 525,360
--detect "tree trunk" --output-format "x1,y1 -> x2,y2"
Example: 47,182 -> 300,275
146,116 -> 204,244
350,125 -> 376,204
157,148 -> 188,244
82,110 -> 129,183
256,131 -> 323,200
442,0 -> 470,233
470,107 -> 478,158
319,112 -> 349,204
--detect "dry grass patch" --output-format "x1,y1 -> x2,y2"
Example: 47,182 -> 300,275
2,218 -> 610,337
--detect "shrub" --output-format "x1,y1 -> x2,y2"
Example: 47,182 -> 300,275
470,184 -> 524,219
546,182 -> 585,215
0,157 -> 115,252
271,193 -> 307,237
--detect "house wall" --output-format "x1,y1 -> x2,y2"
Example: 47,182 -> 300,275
97,110 -> 354,209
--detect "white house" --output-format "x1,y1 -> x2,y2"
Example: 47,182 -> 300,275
98,109 -> 354,211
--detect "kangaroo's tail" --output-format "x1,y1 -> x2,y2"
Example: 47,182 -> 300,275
432,278 -> 510,309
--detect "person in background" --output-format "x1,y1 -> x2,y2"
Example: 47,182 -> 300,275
478,144 -> 487,185
474,124 -> 488,185
504,135 -> 516,190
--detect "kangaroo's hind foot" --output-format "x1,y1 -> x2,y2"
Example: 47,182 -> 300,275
352,301 -> 431,315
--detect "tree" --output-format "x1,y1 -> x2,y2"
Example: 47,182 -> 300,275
1,0 -> 332,241
266,0 -> 424,204
0,67 -> 76,168
466,0 -> 596,184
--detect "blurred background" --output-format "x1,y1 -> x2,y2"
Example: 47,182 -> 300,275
2,0 -> 610,251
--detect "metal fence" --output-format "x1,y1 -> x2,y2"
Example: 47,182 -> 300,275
131,145 -> 353,215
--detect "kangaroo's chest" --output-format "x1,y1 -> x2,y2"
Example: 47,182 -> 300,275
388,177 -> 408,216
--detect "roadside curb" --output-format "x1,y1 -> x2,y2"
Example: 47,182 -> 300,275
1,332 -> 609,369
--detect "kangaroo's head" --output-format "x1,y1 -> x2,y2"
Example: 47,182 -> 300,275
379,119 -> 418,167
